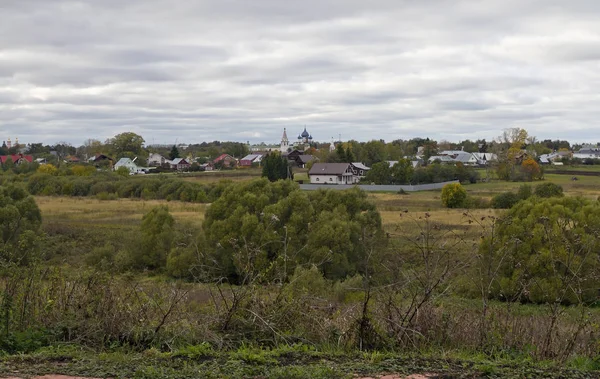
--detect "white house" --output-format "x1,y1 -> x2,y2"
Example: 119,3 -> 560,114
114,158 -> 147,174
148,153 -> 166,167
573,147 -> 600,160
308,163 -> 359,185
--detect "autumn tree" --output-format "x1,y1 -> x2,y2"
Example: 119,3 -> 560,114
520,158 -> 542,181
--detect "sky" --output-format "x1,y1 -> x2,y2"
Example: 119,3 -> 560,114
2,0 -> 600,146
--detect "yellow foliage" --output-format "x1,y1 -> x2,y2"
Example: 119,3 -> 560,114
37,164 -> 57,175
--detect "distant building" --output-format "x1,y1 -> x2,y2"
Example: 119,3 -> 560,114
308,163 -> 360,185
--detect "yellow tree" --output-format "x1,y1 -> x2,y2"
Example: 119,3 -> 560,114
521,158 -> 542,181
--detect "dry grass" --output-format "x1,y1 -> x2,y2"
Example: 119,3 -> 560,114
36,196 -> 207,229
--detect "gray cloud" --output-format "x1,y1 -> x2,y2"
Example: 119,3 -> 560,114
1,0 -> 600,145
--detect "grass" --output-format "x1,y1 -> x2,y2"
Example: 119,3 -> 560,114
1,344 -> 596,379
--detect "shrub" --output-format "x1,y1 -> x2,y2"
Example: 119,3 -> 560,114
517,184 -> 532,200
37,164 -> 57,175
441,183 -> 467,208
491,191 -> 521,209
534,182 -> 564,198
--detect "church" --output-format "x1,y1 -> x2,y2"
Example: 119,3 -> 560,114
280,127 -> 314,153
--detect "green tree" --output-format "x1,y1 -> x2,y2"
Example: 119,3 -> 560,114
110,132 -> 146,158
129,206 -> 175,270
261,152 -> 290,182
0,185 -> 42,265
362,140 -> 387,166
2,157 -> 14,172
199,179 -> 384,282
480,197 -> 600,304
169,145 -> 180,160
390,158 -> 414,184
364,162 -> 391,184
534,182 -> 563,198
441,183 -> 467,208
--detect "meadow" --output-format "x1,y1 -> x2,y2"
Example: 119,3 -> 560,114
2,171 -> 600,378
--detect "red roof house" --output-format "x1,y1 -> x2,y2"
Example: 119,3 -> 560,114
0,154 -> 33,165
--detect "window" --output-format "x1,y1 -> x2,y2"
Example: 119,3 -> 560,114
316,177 -> 319,181
330,178 -> 333,181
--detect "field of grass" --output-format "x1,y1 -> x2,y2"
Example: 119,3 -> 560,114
13,176 -> 600,378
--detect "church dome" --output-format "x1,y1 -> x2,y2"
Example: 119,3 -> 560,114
301,127 -> 310,138
308,135 -> 313,140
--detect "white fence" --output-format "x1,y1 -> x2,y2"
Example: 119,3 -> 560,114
299,180 -> 459,192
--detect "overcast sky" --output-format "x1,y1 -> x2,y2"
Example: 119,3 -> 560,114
2,0 -> 600,146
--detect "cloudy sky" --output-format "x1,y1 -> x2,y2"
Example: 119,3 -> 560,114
2,0 -> 600,146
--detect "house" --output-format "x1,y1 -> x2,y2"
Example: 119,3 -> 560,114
65,155 -> 80,163
472,153 -> 498,165
35,157 -> 48,164
148,153 -> 166,167
213,154 -> 237,168
166,158 -> 191,171
200,163 -> 214,171
114,158 -> 147,174
88,154 -> 113,166
239,153 -> 264,167
308,163 -> 359,185
573,147 -> 600,160
0,154 -> 33,166
428,155 -> 456,164
350,162 -> 370,177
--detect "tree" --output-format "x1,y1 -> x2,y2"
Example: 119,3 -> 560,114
521,158 -> 542,181
261,152 -> 290,182
199,179 -> 385,282
0,185 -> 42,265
362,140 -> 387,166
441,183 -> 467,208
37,164 -> 57,175
129,206 -> 175,270
169,145 -> 180,160
365,162 -> 391,184
390,159 -> 414,184
534,182 -> 564,198
480,197 -> 600,304
110,132 -> 146,158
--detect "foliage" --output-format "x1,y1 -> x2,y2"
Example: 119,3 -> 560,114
390,159 -> 414,185
200,179 -> 384,282
127,206 -> 175,270
534,182 -> 564,198
110,132 -> 146,158
37,164 -> 57,175
0,184 -> 42,265
116,166 -> 130,177
521,158 -> 543,181
480,197 -> 600,304
71,165 -> 96,177
169,145 -> 180,160
441,183 -> 467,208
491,191 -> 521,209
261,152 -> 290,182
364,162 -> 391,184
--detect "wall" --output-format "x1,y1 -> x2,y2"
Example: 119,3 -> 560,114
300,180 -> 459,192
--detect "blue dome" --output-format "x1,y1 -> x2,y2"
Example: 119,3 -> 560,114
301,127 -> 310,138
297,135 -> 302,140
308,135 -> 313,140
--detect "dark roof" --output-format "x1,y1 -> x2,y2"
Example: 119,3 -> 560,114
298,155 -> 315,164
309,163 -> 351,175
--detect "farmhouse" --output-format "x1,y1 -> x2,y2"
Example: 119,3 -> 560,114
239,153 -> 264,167
0,154 -> 33,166
148,153 -> 166,167
573,147 -> 600,160
213,153 -> 237,168
167,158 -> 191,171
114,158 -> 147,174
308,163 -> 360,185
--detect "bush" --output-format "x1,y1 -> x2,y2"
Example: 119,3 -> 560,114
491,191 -> 521,209
517,184 -> 532,200
534,182 -> 564,198
441,183 -> 467,208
